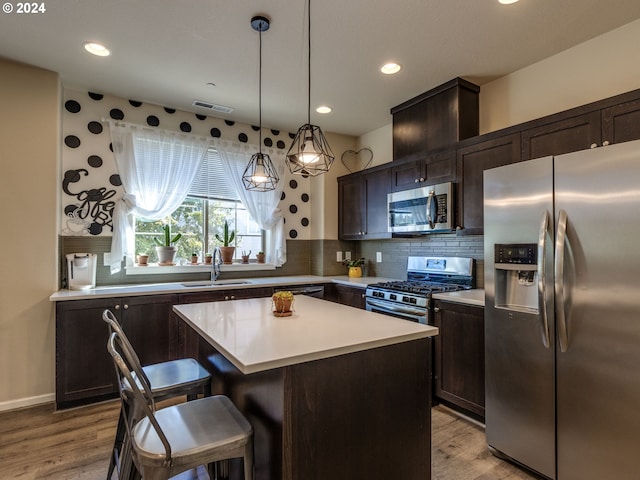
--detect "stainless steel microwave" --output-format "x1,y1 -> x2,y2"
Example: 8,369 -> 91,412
387,182 -> 453,234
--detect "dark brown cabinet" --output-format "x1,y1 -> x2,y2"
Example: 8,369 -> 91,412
433,300 -> 485,420
390,149 -> 456,192
324,283 -> 366,309
601,97 -> 640,145
178,287 -> 273,304
521,111 -> 601,161
391,78 -> 479,162
456,133 -> 521,235
55,294 -> 178,409
338,167 -> 391,240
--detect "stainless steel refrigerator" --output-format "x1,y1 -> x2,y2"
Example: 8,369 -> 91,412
484,139 -> 640,480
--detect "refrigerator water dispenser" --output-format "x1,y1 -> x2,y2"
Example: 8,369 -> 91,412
494,243 -> 538,314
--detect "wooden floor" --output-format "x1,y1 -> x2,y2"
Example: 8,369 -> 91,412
0,400 -> 540,479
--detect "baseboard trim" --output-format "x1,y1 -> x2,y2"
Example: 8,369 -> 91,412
0,393 -> 55,412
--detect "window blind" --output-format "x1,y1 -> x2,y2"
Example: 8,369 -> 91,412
188,148 -> 239,201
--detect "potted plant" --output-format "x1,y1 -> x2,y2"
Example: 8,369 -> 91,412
215,220 -> 236,264
342,257 -> 365,278
190,252 -> 199,264
154,224 -> 182,265
204,252 -> 213,264
241,250 -> 251,264
136,254 -> 149,266
256,251 -> 266,263
272,290 -> 294,316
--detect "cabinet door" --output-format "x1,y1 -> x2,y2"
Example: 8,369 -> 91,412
390,160 -> 422,192
521,111 -> 601,161
456,133 -> 520,235
333,284 -> 366,309
364,169 -> 392,239
119,294 -> 179,366
602,98 -> 640,145
433,301 -> 485,419
424,150 -> 456,183
178,287 -> 273,305
56,298 -> 119,408
338,176 -> 366,239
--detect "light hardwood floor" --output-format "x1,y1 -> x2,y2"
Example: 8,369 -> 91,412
0,400 -> 539,479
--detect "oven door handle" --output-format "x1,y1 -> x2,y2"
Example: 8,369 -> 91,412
365,298 -> 426,317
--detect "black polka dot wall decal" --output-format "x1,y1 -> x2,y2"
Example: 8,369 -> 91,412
288,132 -> 296,139
88,92 -> 103,100
276,140 -> 286,149
65,100 -> 81,113
271,129 -> 280,136
264,138 -> 273,147
301,193 -> 309,202
196,114 -> 206,120
110,108 -> 124,120
289,179 -> 298,189
238,133 -> 248,143
64,135 -> 81,148
87,121 -> 103,134
225,120 -> 235,126
88,223 -> 103,235
210,128 -> 221,138
109,142 -> 113,152
147,115 -> 160,127
301,217 -> 309,227
87,155 -> 103,168
110,174 -> 122,186
129,100 -> 143,107
289,229 -> 298,238
165,107 -> 176,114
64,204 -> 77,216
64,169 -> 84,183
251,125 -> 260,131
289,205 -> 298,214
180,122 -> 192,132
280,191 -> 286,201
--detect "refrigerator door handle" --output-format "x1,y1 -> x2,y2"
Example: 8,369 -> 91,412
538,210 -> 551,349
555,209 -> 569,352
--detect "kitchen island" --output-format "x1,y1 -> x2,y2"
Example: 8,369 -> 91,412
173,295 -> 438,480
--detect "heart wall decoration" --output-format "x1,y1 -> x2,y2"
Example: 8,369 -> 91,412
340,147 -> 374,173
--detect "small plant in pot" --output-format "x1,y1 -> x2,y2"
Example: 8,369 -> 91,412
272,290 -> 294,317
256,251 -> 266,263
215,220 -> 236,264
154,224 -> 182,265
342,257 -> 365,278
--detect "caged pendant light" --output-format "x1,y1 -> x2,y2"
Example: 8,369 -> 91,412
242,15 -> 280,191
286,0 -> 334,177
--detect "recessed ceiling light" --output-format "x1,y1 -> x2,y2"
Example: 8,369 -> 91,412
83,42 -> 110,57
316,105 -> 332,114
381,63 -> 402,75
498,0 -> 519,4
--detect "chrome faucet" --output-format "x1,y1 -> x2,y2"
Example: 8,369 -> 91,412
211,247 -> 221,281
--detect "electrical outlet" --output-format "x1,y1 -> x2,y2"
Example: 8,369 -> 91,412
345,251 -> 352,261
103,252 -> 111,266
336,251 -> 343,262
376,252 -> 382,263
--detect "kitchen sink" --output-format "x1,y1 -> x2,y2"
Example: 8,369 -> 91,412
180,280 -> 253,288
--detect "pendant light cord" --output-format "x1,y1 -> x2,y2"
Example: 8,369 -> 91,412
307,0 -> 311,126
259,25 -> 263,153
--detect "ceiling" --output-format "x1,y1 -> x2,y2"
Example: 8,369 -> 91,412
2,0 -> 640,137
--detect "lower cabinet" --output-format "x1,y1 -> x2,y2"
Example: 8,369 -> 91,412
55,294 -> 178,409
324,283 -> 366,309
432,300 -> 485,420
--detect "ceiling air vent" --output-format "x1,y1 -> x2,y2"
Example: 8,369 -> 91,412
192,100 -> 234,114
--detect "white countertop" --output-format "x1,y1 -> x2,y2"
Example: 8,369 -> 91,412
432,288 -> 485,307
174,295 -> 438,375
49,275 -> 399,301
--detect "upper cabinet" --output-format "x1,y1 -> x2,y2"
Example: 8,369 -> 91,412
391,78 -> 479,163
390,149 -> 456,192
338,167 -> 392,240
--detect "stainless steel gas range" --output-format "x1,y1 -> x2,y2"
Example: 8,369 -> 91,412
365,256 -> 474,324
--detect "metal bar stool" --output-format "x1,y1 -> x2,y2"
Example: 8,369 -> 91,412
103,309 -> 212,480
107,331 -> 254,480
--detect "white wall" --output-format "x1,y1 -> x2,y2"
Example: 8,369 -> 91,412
360,18 -> 640,154
0,59 -> 60,410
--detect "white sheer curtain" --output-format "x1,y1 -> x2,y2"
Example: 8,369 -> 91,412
108,121 -> 210,273
213,138 -> 287,266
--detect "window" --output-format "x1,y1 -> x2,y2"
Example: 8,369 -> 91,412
134,149 -> 264,264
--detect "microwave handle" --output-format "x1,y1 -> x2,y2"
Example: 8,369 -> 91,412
427,190 -> 436,229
